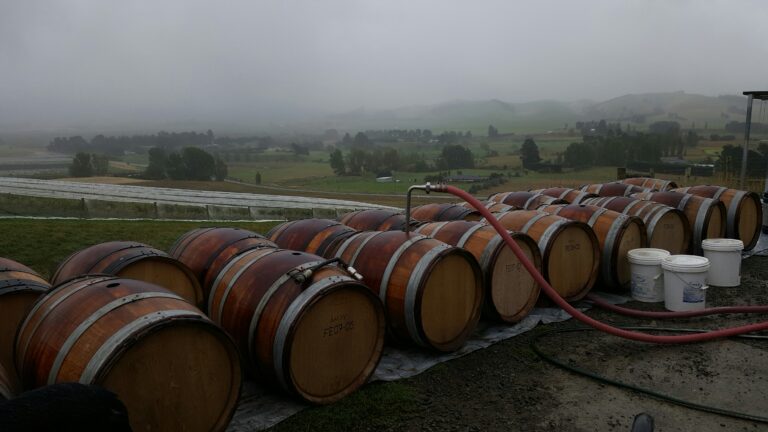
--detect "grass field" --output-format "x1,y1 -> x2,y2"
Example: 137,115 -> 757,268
0,219 -> 280,279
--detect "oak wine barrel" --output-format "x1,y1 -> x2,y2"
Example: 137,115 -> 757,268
580,183 -> 648,197
16,276 -> 241,432
582,196 -> 691,254
539,205 -> 647,289
0,270 -> 50,392
208,248 -> 385,404
0,257 -> 48,285
632,191 -> 726,254
169,227 -> 276,307
621,177 -> 678,191
52,242 -> 203,307
334,231 -> 483,351
267,219 -> 358,258
530,188 -> 598,204
486,210 -> 600,301
485,202 -> 517,213
410,203 -> 482,222
488,191 -> 567,210
415,221 -> 541,322
673,186 -> 763,251
338,209 -> 416,231
459,201 -> 518,214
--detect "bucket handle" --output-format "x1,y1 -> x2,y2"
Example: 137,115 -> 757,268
669,270 -> 708,291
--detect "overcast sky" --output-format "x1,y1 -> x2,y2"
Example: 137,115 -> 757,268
1,0 -> 767,131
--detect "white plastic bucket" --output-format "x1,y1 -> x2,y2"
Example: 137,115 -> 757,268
701,238 -> 743,287
662,255 -> 710,311
627,248 -> 670,302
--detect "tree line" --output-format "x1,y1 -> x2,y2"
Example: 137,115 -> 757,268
145,147 -> 227,181
329,144 -> 476,177
50,130 -> 215,155
561,121 -> 701,169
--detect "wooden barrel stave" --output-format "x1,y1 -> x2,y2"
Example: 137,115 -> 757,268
674,186 -> 763,251
267,219 -> 358,258
168,227 -> 276,305
334,231 -> 483,352
16,276 -> 241,432
0,277 -> 50,392
580,183 -> 649,197
488,191 -> 567,210
583,196 -> 691,254
209,248 -> 385,404
410,203 -> 482,222
530,188 -> 599,204
487,211 -> 600,301
0,257 -> 48,285
539,204 -> 647,289
621,177 -> 678,191
52,241 -> 203,307
632,191 -> 726,254
415,221 -> 542,322
338,209 -> 415,231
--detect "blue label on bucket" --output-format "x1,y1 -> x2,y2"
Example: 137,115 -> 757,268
683,283 -> 705,303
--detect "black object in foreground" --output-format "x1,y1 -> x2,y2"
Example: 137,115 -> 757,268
631,413 -> 654,432
0,383 -> 132,432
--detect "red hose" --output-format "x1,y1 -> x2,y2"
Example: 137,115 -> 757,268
439,184 -> 768,344
586,293 -> 768,318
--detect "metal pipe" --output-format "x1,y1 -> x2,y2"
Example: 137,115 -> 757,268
404,182 -> 449,233
740,94 -> 754,190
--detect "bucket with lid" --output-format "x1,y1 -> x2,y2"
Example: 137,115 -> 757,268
627,248 -> 671,302
661,255 -> 710,311
701,238 -> 743,287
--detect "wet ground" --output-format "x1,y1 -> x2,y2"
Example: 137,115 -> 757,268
272,254 -> 768,432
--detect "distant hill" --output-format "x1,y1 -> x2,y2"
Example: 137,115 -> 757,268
323,91 -> 748,134
583,91 -> 745,128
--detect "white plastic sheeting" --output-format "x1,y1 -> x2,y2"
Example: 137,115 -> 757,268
0,177 -> 394,210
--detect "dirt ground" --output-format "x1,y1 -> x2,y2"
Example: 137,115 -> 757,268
272,254 -> 768,432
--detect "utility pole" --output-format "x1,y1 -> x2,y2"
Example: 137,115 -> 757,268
740,91 -> 768,191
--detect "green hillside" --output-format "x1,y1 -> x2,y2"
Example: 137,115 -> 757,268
325,92 -> 751,134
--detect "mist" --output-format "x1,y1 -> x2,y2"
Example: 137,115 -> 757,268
1,0 -> 767,133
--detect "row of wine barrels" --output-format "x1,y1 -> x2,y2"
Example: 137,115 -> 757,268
208,248 -> 385,404
169,227 -> 276,308
621,177 -> 678,191
410,203 -> 482,222
334,231 -> 484,351
632,191 -> 726,254
51,241 -> 203,307
414,221 -> 542,322
582,197 -> 691,254
0,363 -> 12,401
486,211 -> 600,301
16,276 -> 241,432
267,219 -> 357,257
673,186 -> 762,251
539,205 -> 647,289
580,183 -> 648,197
488,191 -> 567,210
0,274 -> 50,392
338,209 -> 415,231
530,188 -> 598,204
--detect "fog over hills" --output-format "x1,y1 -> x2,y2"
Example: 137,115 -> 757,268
1,1 -> 766,136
